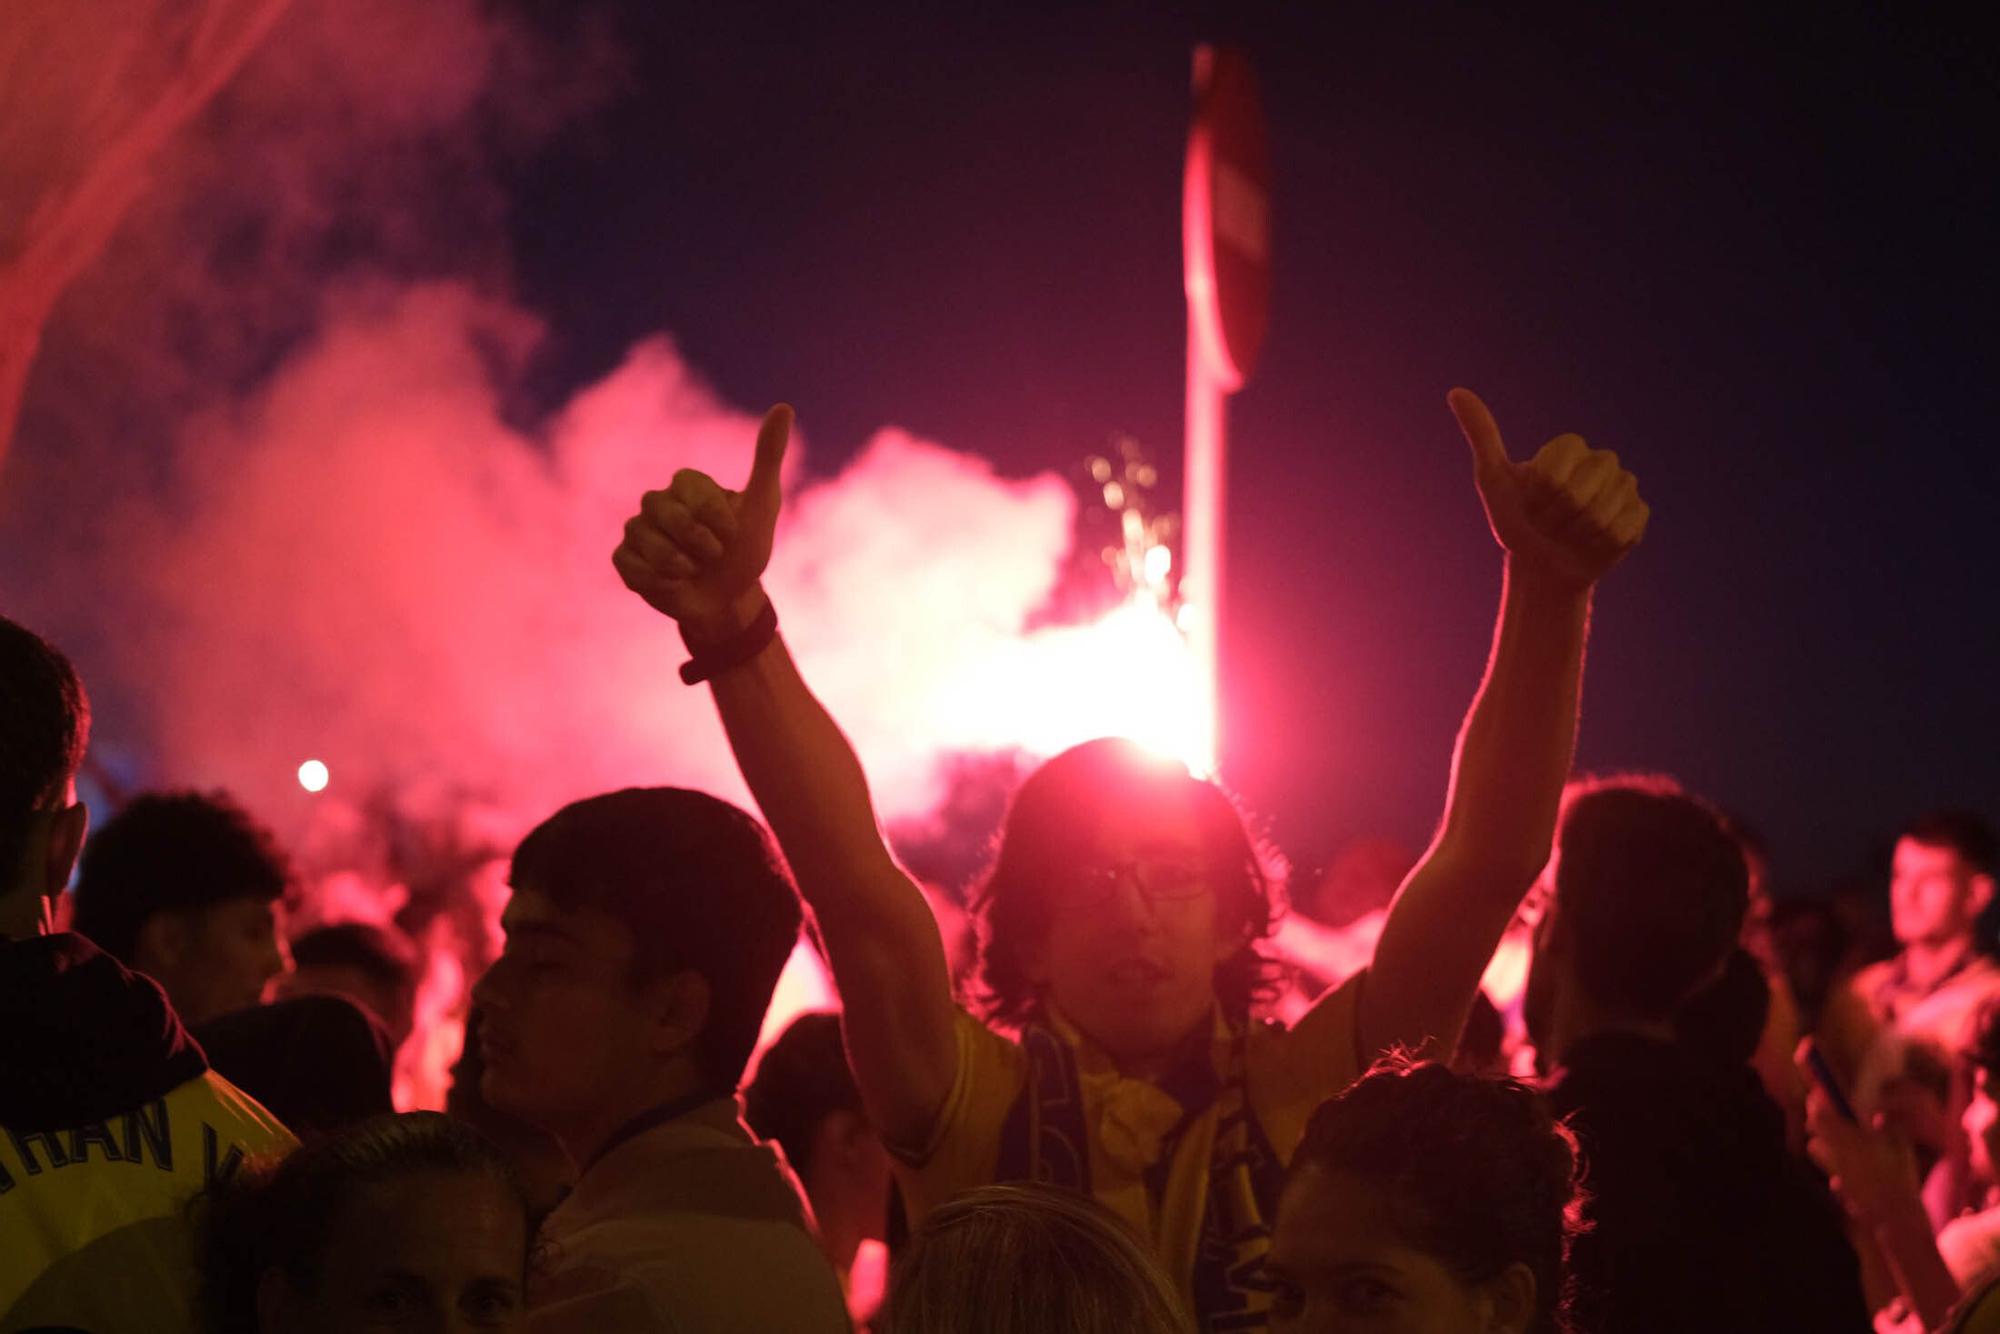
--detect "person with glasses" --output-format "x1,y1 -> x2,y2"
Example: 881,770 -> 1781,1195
611,389 -> 1649,1327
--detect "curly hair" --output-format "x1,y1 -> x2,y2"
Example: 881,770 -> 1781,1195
1287,1056 -> 1588,1334
968,738 -> 1281,1030
72,789 -> 292,961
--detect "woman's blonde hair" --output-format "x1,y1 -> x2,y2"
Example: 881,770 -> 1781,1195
884,1183 -> 1194,1334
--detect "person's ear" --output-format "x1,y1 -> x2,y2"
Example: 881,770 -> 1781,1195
1480,1261 -> 1538,1334
645,970 -> 711,1059
43,801 -> 87,898
134,909 -> 188,974
1969,872 -> 1995,918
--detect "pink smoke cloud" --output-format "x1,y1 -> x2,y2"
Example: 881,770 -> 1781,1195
105,276 -> 1084,839
3,0 -> 1210,1105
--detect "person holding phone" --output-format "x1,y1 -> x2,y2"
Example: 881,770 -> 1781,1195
1809,998 -> 2000,1333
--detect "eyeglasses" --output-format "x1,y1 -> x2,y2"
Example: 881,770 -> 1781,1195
1074,856 -> 1212,904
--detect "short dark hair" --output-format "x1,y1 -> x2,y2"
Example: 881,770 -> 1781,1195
510,787 -> 800,1093
744,1011 -> 860,1181
195,994 -> 395,1139
0,616 -> 90,885
291,920 -> 420,1014
1554,776 -> 1748,1019
1289,1057 -> 1586,1334
970,738 -> 1279,1029
72,790 -> 292,963
1899,810 -> 1999,879
197,1111 -> 530,1334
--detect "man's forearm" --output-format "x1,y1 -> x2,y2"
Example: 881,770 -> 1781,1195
704,607 -> 904,918
1434,558 -> 1591,880
1362,558 -> 1591,1058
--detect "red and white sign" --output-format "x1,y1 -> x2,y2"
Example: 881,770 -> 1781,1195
1183,46 -> 1271,392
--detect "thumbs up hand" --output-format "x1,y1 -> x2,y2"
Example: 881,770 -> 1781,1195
1449,388 -> 1649,589
614,403 -> 792,640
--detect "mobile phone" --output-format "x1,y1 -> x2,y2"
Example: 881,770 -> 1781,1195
1804,1040 -> 1860,1124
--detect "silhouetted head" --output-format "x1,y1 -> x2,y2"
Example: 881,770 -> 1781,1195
72,790 -> 292,1024
745,1010 -> 891,1267
0,615 -> 90,938
1525,775 -> 1748,1053
280,919 -> 422,1046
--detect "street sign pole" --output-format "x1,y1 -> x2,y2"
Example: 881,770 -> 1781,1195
1182,45 -> 1269,772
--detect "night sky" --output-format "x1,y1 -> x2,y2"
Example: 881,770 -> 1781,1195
497,4 -> 1996,895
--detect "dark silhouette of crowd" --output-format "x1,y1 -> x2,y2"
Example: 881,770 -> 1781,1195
4,391 -> 1993,1333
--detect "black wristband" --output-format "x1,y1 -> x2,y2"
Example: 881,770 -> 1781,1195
678,600 -> 778,685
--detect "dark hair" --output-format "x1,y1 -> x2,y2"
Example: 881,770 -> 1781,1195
195,995 -> 396,1140
197,1111 -> 532,1334
1899,811 -> 1999,879
1554,775 -> 1748,1019
970,738 -> 1279,1029
743,1011 -> 860,1182
510,787 -> 801,1093
72,790 -> 291,962
291,920 -> 420,1017
1672,947 -> 1771,1068
1288,1057 -> 1586,1334
885,1183 -> 1193,1334
0,616 -> 90,887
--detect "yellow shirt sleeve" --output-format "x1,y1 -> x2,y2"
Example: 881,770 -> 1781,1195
1249,969 -> 1368,1165
889,1008 -> 1027,1227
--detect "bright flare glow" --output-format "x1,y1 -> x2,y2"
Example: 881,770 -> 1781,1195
927,434 -> 1216,777
297,758 -> 330,792
935,593 -> 1214,777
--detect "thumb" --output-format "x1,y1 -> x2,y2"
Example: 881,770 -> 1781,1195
743,403 -> 793,513
1447,387 -> 1510,475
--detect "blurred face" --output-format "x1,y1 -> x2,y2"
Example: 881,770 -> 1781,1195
265,1168 -> 526,1333
471,885 -> 667,1146
1032,798 -> 1235,1069
1890,839 -> 1991,949
147,896 -> 290,1026
1267,1166 -> 1533,1334
1964,1068 -> 2000,1187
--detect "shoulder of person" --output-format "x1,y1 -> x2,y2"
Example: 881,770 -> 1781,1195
527,1262 -> 681,1334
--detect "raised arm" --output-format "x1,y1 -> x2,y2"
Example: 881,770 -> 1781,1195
1356,389 -> 1649,1061
612,405 -> 958,1149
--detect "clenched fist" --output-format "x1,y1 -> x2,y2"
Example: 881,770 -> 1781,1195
613,403 -> 792,642
1449,389 -> 1649,588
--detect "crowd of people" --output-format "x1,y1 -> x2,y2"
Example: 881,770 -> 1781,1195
2,389 -> 1994,1333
